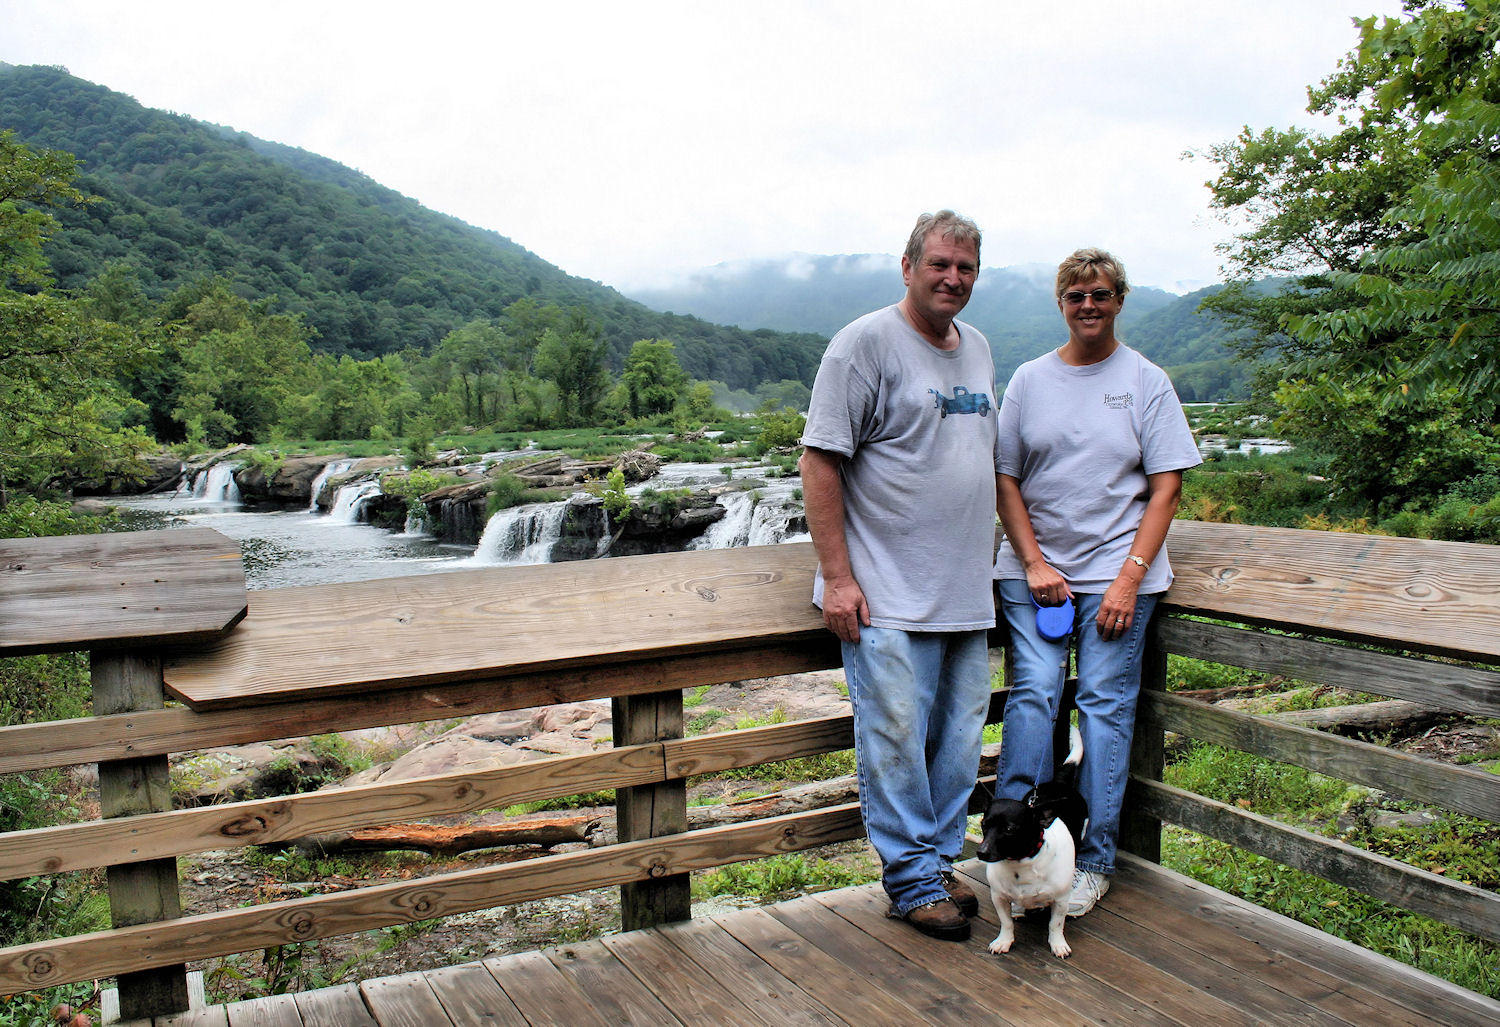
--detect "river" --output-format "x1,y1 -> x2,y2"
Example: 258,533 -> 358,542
116,458 -> 808,590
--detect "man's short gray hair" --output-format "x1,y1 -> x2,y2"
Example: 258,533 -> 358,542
1056,247 -> 1130,298
904,210 -> 982,268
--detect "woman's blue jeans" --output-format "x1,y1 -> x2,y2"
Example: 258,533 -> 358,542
995,579 -> 1159,876
841,626 -> 992,915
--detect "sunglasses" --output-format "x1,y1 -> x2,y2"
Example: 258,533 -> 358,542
1061,289 -> 1117,305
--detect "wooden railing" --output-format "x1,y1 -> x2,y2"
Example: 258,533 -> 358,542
0,522 -> 1496,1020
1124,522 -> 1500,945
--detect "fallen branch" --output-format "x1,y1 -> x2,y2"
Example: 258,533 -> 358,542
1268,700 -> 1449,737
297,813 -> 602,857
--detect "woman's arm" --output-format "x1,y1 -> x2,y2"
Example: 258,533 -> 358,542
997,473 -> 1071,605
1095,469 -> 1184,639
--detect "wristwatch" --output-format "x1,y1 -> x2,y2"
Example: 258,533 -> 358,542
1126,555 -> 1150,572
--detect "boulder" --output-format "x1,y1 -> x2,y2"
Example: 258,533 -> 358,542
235,454 -> 339,505
71,453 -> 186,496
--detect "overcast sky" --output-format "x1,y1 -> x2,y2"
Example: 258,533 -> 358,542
2,1 -> 1407,294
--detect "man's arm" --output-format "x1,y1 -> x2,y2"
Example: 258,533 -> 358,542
799,446 -> 869,643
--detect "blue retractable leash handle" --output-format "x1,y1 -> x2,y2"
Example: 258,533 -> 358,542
1031,593 -> 1075,642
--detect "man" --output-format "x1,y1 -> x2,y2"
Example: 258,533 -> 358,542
800,210 -> 1000,941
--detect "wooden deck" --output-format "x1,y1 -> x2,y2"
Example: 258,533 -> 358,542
133,856 -> 1500,1027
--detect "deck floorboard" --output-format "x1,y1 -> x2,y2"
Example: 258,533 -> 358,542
180,857 -> 1498,1026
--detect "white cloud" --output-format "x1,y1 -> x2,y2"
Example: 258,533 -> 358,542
0,0 -> 1407,293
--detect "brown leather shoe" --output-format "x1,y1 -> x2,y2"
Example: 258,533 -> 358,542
895,897 -> 971,941
941,871 -> 980,918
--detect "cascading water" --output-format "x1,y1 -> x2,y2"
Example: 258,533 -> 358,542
748,484 -> 808,545
690,483 -> 806,550
689,492 -> 756,550
191,463 -> 242,505
327,480 -> 382,524
307,459 -> 356,512
471,502 -> 571,565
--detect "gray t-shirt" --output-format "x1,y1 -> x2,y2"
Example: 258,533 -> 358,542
993,345 -> 1201,593
802,304 -> 1000,631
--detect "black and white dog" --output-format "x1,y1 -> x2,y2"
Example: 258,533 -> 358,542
976,725 -> 1088,958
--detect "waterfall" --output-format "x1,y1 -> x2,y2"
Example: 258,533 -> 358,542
327,480 -> 382,524
308,459 -> 356,511
748,486 -> 808,545
471,502 -> 570,565
191,463 -> 242,505
690,492 -> 756,550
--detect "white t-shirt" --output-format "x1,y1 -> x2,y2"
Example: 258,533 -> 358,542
993,345 -> 1201,593
802,305 -> 1001,631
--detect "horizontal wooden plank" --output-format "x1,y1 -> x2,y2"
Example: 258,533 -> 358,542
1163,521 -> 1500,661
1157,617 -> 1500,716
1148,692 -> 1500,823
0,528 -> 245,656
0,745 -> 662,880
0,803 -> 866,992
163,543 -> 826,709
0,639 -> 841,775
1,713 -> 859,879
664,714 -> 852,778
1131,778 -> 1500,944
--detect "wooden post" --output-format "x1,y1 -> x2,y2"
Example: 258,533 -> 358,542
612,690 -> 690,931
93,649 -> 190,1019
1121,614 -> 1166,862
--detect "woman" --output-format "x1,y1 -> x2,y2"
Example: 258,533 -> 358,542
992,247 -> 1201,917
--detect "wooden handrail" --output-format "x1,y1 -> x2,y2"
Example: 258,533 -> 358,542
3,523 -> 1499,1012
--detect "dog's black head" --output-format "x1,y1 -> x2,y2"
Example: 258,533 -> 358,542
976,796 -> 1048,863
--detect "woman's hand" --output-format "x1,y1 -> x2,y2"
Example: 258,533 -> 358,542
1096,574 -> 1139,640
1025,561 -> 1072,607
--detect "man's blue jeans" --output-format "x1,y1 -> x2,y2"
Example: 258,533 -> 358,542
841,626 -> 992,915
995,579 -> 1159,876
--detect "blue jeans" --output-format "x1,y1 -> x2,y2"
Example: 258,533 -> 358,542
995,579 -> 1159,876
842,626 -> 992,915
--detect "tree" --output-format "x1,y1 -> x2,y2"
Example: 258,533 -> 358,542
0,132 -> 152,502
168,281 -> 314,446
1201,1 -> 1500,509
621,338 -> 688,418
533,311 -> 611,425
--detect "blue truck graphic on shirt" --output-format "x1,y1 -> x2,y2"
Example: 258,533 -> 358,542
928,386 -> 992,418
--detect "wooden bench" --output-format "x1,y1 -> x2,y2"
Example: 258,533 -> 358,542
0,522 -> 1495,1024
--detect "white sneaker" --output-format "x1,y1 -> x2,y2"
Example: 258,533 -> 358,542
1066,870 -> 1109,917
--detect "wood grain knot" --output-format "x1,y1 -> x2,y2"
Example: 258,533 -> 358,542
285,911 -> 316,938
1210,566 -> 1241,589
695,586 -> 717,602
21,950 -> 56,982
221,814 -> 271,838
409,894 -> 437,915
648,861 -> 669,878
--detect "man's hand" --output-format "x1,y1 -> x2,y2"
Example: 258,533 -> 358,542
821,573 -> 871,643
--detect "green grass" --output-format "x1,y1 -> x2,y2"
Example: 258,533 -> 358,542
700,710 -> 857,783
1164,830 -> 1500,997
1161,742 -> 1500,997
500,790 -> 615,817
692,851 -> 878,903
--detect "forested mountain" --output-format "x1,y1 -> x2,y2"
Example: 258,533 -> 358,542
628,257 -> 1258,399
0,64 -> 825,389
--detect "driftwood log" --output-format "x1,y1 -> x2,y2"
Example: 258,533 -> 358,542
1268,699 -> 1451,736
295,777 -> 862,858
